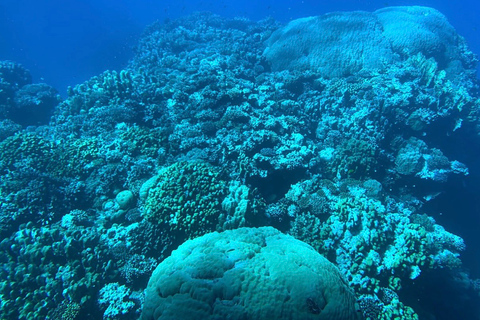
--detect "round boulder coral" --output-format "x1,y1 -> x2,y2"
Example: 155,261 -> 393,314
142,162 -> 228,237
142,227 -> 361,320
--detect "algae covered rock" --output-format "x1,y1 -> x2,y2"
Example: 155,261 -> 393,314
142,227 -> 361,320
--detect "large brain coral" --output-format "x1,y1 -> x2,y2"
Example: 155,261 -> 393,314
263,6 -> 471,78
142,227 -> 361,320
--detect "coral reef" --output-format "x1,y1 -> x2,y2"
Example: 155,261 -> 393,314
0,6 -> 479,320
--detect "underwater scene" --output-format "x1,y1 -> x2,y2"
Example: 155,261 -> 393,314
0,2 -> 480,320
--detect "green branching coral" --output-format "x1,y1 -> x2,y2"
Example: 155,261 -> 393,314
0,132 -> 57,172
358,292 -> 418,320
50,300 -> 81,320
335,138 -> 379,179
141,161 -> 265,241
0,133 -> 106,180
142,162 -> 229,238
119,125 -> 170,158
58,137 -> 104,178
0,221 -> 108,320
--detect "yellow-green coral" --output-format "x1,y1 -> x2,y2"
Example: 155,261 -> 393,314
380,297 -> 418,320
119,125 -> 169,158
337,138 -> 378,179
0,132 -> 57,172
0,133 -> 102,179
142,161 -> 228,238
58,137 -> 103,177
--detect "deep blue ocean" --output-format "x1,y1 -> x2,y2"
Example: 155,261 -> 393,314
1,0 -> 479,92
0,1 -> 479,319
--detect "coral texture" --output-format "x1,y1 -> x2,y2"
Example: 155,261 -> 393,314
142,227 -> 361,320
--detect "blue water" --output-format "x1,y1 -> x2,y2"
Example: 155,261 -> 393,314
1,0 -> 479,94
